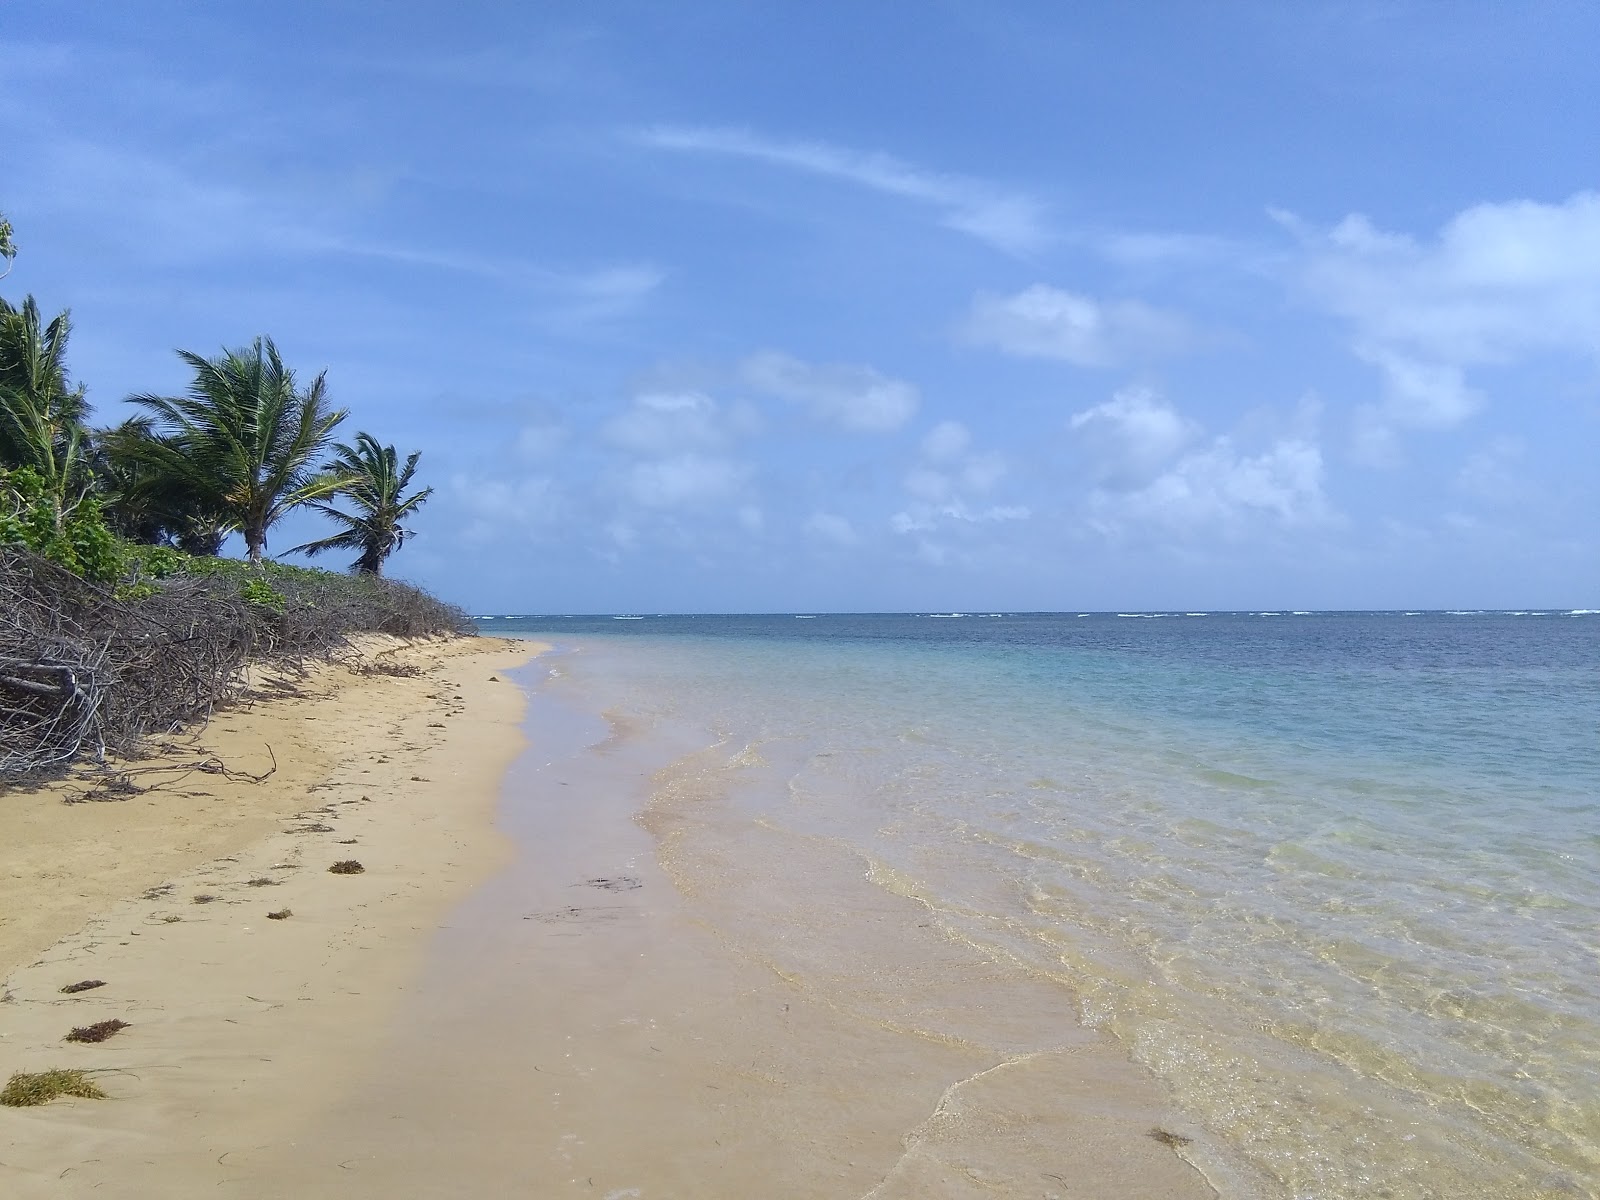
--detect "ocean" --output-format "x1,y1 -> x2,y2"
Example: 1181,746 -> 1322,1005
485,610 -> 1600,1198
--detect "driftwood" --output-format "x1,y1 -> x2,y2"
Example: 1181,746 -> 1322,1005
0,547 -> 471,781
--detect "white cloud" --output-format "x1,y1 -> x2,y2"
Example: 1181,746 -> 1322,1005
921,420 -> 971,462
1068,387 -> 1199,486
600,392 -> 754,520
962,284 -> 1194,367
603,391 -> 728,455
891,424 -> 1026,548
638,125 -> 1047,253
625,453 -> 749,509
742,351 -> 918,432
1086,438 -> 1330,537
451,474 -> 561,543
1070,389 -> 1332,538
1354,347 -> 1483,429
556,263 -> 666,320
1289,192 -> 1600,455
890,503 -> 1030,534
804,511 -> 859,546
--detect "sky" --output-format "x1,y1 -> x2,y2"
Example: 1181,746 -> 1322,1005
2,1 -> 1597,613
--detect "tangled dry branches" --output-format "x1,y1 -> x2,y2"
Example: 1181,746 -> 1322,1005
0,548 -> 471,781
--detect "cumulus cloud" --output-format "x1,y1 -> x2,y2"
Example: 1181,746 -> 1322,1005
1069,390 -> 1332,538
741,351 -> 918,432
890,421 -> 1029,547
598,390 -> 754,527
1285,191 -> 1600,456
1068,387 -> 1200,487
638,125 -> 1048,253
961,284 -> 1194,367
1086,438 -> 1329,536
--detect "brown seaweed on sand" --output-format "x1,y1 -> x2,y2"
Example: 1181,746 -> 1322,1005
328,859 -> 364,874
65,1019 -> 130,1044
1148,1128 -> 1193,1149
266,908 -> 293,920
60,979 -> 106,994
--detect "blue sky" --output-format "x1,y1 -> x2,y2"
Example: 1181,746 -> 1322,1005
3,2 -> 1596,612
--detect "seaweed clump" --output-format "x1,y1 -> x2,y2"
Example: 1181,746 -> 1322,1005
65,1019 -> 130,1044
60,979 -> 106,994
1,1069 -> 107,1106
267,908 -> 292,920
328,860 -> 364,874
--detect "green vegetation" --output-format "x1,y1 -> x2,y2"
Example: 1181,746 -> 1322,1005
124,337 -> 349,564
290,432 -> 433,575
1,1068 -> 107,1106
0,213 -> 472,780
1,465 -> 125,583
0,213 -> 435,581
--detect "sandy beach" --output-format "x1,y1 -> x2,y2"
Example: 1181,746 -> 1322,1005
0,634 -> 538,1198
2,633 -> 1215,1199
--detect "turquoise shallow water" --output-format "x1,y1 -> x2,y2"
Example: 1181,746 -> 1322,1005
490,611 -> 1600,1198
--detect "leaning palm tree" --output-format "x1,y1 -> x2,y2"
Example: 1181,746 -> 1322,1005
288,432 -> 432,575
125,337 -> 348,562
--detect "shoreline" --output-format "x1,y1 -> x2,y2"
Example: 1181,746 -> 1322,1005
243,647 -> 1218,1198
0,634 -> 540,1197
4,632 -> 1217,1197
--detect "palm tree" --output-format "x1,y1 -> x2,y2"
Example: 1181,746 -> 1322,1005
0,296 -> 93,529
93,417 -> 230,554
289,432 -> 432,575
125,337 -> 348,562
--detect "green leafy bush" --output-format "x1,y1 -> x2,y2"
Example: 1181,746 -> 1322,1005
0,466 -> 125,583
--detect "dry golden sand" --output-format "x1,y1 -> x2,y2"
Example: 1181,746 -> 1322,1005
0,634 -> 538,1198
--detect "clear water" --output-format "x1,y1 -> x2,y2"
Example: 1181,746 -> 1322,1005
489,611 -> 1600,1198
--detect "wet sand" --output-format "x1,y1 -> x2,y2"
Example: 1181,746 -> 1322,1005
247,662 -> 1218,1198
2,641 -> 1217,1199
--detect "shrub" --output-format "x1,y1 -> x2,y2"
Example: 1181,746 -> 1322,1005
0,466 -> 125,583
